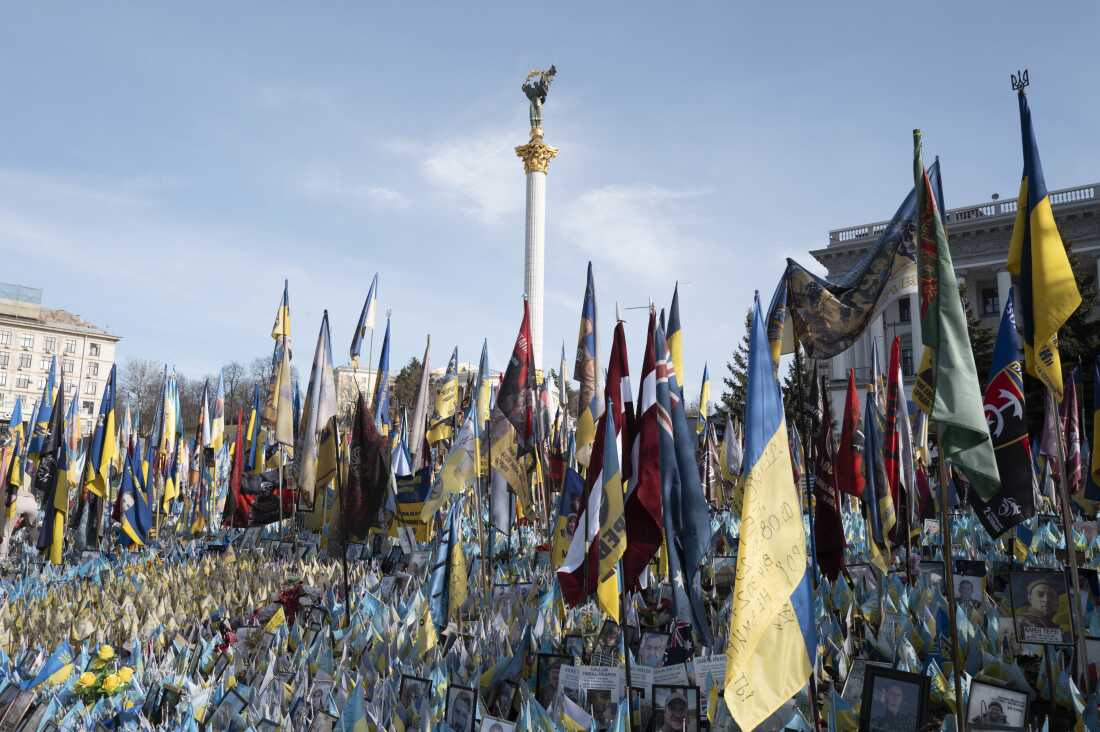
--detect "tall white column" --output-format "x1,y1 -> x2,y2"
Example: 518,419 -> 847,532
524,170 -> 547,370
516,129 -> 557,372
997,270 -> 1012,315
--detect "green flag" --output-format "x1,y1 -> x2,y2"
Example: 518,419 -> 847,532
912,129 -> 1000,500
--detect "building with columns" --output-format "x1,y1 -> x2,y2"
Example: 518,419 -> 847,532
811,182 -> 1099,419
0,282 -> 120,432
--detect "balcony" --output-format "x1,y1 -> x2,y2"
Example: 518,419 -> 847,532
827,182 -> 1098,246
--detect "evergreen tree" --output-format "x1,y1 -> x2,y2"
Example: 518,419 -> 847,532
716,309 -> 752,426
957,282 -> 996,389
781,345 -> 817,434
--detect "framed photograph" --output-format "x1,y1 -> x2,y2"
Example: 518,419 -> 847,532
847,563 -> 878,592
918,560 -> 945,590
587,687 -> 615,729
444,684 -> 476,732
966,679 -> 1028,730
536,653 -> 570,710
211,653 -> 230,681
590,620 -> 623,666
652,685 -> 700,732
638,630 -> 670,668
399,675 -> 431,712
922,518 -> 941,546
479,716 -> 516,732
953,574 -> 985,607
858,666 -> 927,732
489,680 -> 518,720
1010,570 -> 1072,645
207,687 -> 249,729
564,634 -> 585,661
308,711 -> 338,732
159,686 -> 183,727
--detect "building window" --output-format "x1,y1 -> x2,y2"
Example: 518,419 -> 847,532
0,353 -> 7,369
84,381 -> 95,395
0,373 -> 6,386
981,288 -> 999,317
82,400 -> 94,413
66,382 -> 76,396
898,298 -> 911,323
87,362 -> 99,377
40,357 -> 51,370
17,354 -> 31,369
21,334 -> 33,349
64,339 -> 76,354
15,377 -> 30,389
0,331 -> 9,346
901,346 -> 914,376
63,359 -> 74,374
43,337 -> 55,353
36,377 -> 45,390
89,343 -> 100,357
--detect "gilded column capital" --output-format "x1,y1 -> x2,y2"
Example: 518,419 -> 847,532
515,130 -> 558,175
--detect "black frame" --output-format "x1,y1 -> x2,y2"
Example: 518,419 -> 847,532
478,715 -> 515,732
1009,570 -> 1073,646
638,630 -> 671,668
651,684 -> 700,732
564,633 -> 585,661
918,560 -> 946,588
857,666 -> 928,732
535,653 -> 570,709
444,684 -> 476,732
399,675 -> 431,710
965,678 -> 1029,730
489,680 -> 518,720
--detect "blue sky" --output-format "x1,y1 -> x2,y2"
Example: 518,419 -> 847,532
1,1 -> 1097,395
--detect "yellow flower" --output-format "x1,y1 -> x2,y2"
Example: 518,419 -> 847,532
102,674 -> 120,693
77,672 -> 97,688
98,645 -> 115,662
118,667 -> 134,684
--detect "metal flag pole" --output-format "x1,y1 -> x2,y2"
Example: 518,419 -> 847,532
1051,385 -> 1087,684
792,341 -> 823,732
935,436 -> 967,732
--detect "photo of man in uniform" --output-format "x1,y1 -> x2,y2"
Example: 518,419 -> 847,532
869,680 -> 918,730
445,687 -> 475,732
1012,572 -> 1071,644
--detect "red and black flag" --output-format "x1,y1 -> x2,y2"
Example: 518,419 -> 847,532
343,391 -> 391,542
496,301 -> 535,451
813,374 -> 845,581
835,370 -> 865,497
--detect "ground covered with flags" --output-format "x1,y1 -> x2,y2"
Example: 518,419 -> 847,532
4,87 -> 1100,731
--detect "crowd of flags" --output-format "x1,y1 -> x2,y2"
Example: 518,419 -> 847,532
0,84 -> 1096,730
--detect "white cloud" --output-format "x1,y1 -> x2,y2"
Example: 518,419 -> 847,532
559,184 -> 709,280
296,166 -> 409,210
421,129 -> 521,225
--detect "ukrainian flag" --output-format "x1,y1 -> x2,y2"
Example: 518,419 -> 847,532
426,347 -> 459,444
28,356 -> 57,458
696,363 -> 710,435
83,364 -> 117,499
271,279 -> 291,343
1006,90 -> 1081,399
667,282 -> 684,385
724,292 -> 816,731
4,397 -> 24,517
573,262 -> 601,467
118,445 -> 152,547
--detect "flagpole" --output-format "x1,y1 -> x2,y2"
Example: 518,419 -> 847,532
793,342 -> 823,732
1051,385 -> 1087,684
334,419 -> 352,628
935,435 -> 967,732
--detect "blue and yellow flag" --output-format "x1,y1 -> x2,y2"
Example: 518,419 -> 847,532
20,641 -> 73,690
28,356 -> 57,458
271,279 -> 291,343
245,384 -> 265,475
4,397 -> 24,511
371,316 -> 392,435
426,347 -> 459,444
667,282 -> 684,386
117,444 -> 152,547
596,396 -> 626,622
350,272 -> 379,366
427,498 -> 468,631
696,363 -> 710,435
1006,90 -> 1081,399
83,364 -> 118,499
35,377 -> 68,565
477,338 -> 492,428
573,262 -> 601,467
724,292 -> 816,731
